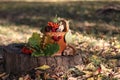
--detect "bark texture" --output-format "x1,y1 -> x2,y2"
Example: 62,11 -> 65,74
3,43 -> 83,74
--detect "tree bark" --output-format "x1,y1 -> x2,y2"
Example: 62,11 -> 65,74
3,43 -> 83,74
0,46 -> 5,73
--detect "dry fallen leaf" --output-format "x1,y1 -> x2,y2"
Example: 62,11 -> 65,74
84,62 -> 96,71
0,72 -> 6,77
35,64 -> 50,70
100,64 -> 112,75
75,65 -> 85,71
19,77 -> 24,80
23,74 -> 31,80
68,77 -> 77,80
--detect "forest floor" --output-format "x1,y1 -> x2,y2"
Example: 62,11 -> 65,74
0,1 -> 120,80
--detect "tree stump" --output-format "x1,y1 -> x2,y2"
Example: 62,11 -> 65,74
0,46 -> 5,73
3,43 -> 83,74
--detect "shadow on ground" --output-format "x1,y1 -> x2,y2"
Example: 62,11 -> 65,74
0,1 -> 120,34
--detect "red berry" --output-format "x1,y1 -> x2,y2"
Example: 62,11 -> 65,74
52,36 -> 59,41
97,67 -> 101,73
51,28 -> 56,32
58,36 -> 62,39
28,50 -> 33,54
54,38 -> 59,41
21,47 -> 32,54
21,47 -> 26,52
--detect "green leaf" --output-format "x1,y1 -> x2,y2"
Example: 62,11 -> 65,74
28,32 -> 42,48
52,15 -> 58,22
31,51 -> 44,57
44,43 -> 59,56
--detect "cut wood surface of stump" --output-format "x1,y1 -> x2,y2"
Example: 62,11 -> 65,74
3,43 -> 83,74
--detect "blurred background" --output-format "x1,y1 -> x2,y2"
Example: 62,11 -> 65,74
0,0 -> 119,45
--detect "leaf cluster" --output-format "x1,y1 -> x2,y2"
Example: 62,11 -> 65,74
28,32 -> 59,57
